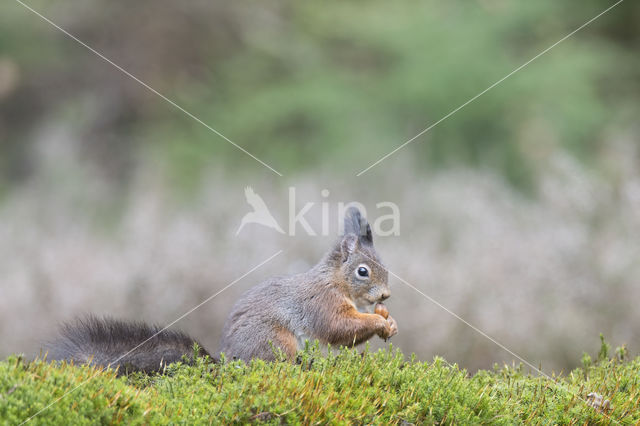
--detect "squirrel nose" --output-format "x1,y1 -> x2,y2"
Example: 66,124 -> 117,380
380,291 -> 390,301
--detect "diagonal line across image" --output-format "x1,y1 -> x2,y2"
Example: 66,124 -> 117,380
7,0 -> 629,424
358,252 -> 621,424
13,0 -> 283,177
19,250 -> 283,424
356,0 -> 625,176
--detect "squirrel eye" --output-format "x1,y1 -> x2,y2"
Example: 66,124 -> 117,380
355,265 -> 370,279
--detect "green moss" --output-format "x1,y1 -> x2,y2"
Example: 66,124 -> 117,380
1,346 -> 638,425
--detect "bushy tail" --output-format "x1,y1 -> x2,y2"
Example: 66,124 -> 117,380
45,316 -> 210,375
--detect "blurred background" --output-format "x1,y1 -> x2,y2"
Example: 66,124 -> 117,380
1,0 -> 639,373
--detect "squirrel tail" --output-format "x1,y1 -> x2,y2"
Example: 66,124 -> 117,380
44,316 -> 211,375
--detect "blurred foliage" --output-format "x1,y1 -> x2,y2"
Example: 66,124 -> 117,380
0,0 -> 638,190
2,343 -> 640,424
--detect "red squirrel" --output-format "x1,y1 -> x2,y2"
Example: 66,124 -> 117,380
46,207 -> 397,373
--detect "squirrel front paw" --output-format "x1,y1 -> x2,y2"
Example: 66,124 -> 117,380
386,315 -> 398,338
377,315 -> 398,340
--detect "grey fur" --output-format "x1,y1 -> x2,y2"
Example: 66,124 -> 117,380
344,206 -> 373,245
45,316 -> 210,375
45,208 -> 393,370
220,207 -> 391,361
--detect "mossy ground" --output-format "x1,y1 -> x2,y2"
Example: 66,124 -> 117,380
1,342 -> 638,425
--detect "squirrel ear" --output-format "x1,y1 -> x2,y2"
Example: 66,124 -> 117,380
344,206 -> 373,246
362,223 -> 373,245
340,233 -> 359,262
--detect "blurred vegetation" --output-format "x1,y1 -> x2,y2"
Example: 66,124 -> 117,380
1,0 -> 639,377
0,1 -> 638,191
2,342 -> 639,424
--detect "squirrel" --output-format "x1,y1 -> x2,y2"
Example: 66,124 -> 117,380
44,207 -> 397,374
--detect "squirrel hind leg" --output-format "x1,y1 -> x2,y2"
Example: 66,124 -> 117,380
251,326 -> 297,362
220,324 -> 297,362
272,326 -> 298,361
250,326 -> 297,362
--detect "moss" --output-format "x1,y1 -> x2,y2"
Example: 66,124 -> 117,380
1,345 -> 638,425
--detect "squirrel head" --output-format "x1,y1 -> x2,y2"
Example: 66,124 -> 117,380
331,207 -> 390,309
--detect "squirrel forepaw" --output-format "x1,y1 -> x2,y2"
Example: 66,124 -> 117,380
378,315 -> 398,340
386,315 -> 398,339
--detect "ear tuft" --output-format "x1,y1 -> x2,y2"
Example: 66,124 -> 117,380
344,206 -> 373,245
363,223 -> 373,244
340,234 -> 359,262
